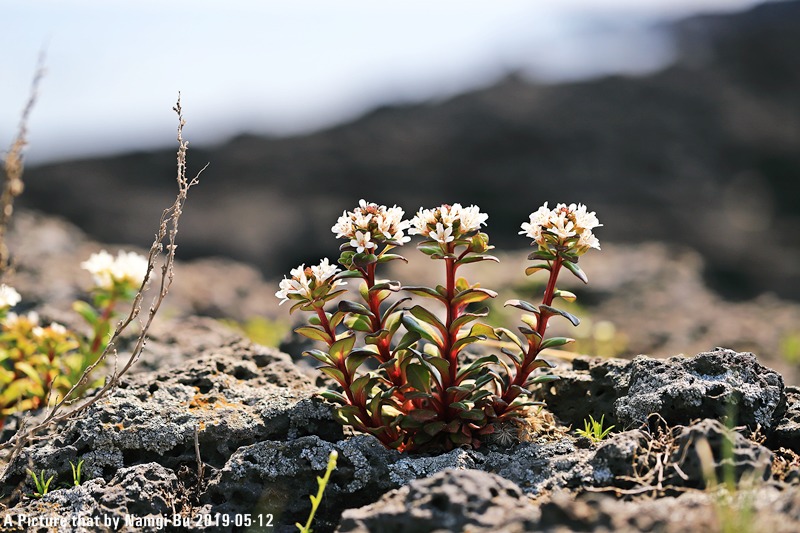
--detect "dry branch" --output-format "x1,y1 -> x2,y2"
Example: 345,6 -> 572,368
0,54 -> 46,277
0,93 -> 205,480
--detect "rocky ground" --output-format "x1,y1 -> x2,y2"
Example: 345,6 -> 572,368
1,209 -> 799,532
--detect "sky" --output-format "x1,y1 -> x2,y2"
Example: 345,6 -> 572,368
1,0 -> 771,163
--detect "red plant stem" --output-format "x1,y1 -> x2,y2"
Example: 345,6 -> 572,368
444,256 -> 457,385
363,262 -> 404,388
432,245 -> 460,421
502,255 -> 564,404
536,256 -> 563,338
315,306 -> 396,447
89,296 -> 117,356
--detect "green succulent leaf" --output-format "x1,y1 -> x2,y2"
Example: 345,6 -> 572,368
418,243 -> 444,256
320,390 -> 348,404
540,305 -> 580,327
539,337 -> 575,350
408,306 -> 448,339
467,323 -> 498,340
319,366 -> 346,385
526,373 -> 560,385
370,280 -> 402,293
421,354 -> 450,378
563,260 -> 588,284
525,263 -> 551,276
528,250 -> 556,261
334,268 -> 362,279
456,254 -> 499,266
402,315 -> 444,348
349,375 -> 375,397
504,299 -> 539,314
459,409 -> 486,421
353,253 -> 378,268
394,330 -> 422,353
449,401 -> 469,411
378,254 -> 408,264
406,363 -> 432,393
495,327 -> 524,350
456,355 -> 499,381
345,350 -> 374,375
524,358 -> 556,371
452,335 -> 486,355
330,334 -> 357,361
295,326 -> 332,345
403,286 -> 447,303
423,421 -> 447,436
451,307 -> 490,331
452,288 -> 497,308
303,349 -> 333,365
554,290 -> 577,302
72,301 -> 98,327
365,329 -> 390,346
344,314 -> 373,333
338,300 -> 374,317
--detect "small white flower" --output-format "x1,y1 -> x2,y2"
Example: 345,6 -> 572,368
331,212 -> 353,239
332,201 -> 410,247
430,223 -> 454,245
310,258 -> 339,283
32,326 -> 45,338
48,322 -> 68,335
0,284 -> 21,308
577,230 -> 601,251
409,208 -> 434,236
3,311 -> 40,329
350,231 -> 376,254
440,204 -> 460,227
572,203 -> 602,231
520,202 -> 601,254
81,250 -> 147,290
458,205 -> 488,233
275,259 -> 346,305
549,216 -> 576,239
275,264 -> 313,305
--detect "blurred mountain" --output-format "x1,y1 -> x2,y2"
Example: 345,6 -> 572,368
19,0 -> 800,300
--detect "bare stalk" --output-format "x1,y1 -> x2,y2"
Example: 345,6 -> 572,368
0,54 -> 46,277
0,93 -> 204,479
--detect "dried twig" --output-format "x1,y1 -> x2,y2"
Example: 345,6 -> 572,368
0,93 -> 205,479
194,423 -> 205,489
0,53 -> 46,277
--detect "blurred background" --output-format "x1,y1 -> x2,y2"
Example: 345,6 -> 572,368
2,1 -> 800,378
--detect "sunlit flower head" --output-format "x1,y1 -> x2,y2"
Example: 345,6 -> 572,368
332,199 -> 411,248
275,258 -> 346,305
0,284 -> 21,309
81,250 -> 148,290
520,202 -> 601,254
2,311 -> 39,330
409,203 -> 488,244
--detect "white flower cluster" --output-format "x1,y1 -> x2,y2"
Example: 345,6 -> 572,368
331,199 -> 411,253
3,310 -> 39,329
520,202 -> 601,253
409,203 -> 488,245
81,250 -> 148,291
1,309 -> 68,340
0,284 -> 21,308
275,258 -> 345,305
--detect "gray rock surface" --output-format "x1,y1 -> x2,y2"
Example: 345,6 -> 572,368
772,386 -> 800,452
1,315 -> 797,532
338,469 -> 538,533
541,349 -> 786,434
